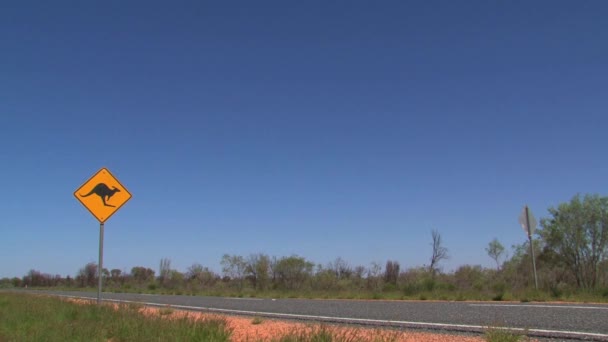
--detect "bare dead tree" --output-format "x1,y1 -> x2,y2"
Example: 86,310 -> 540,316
329,257 -> 352,280
429,229 -> 448,277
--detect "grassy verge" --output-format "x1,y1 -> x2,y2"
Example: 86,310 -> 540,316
0,293 -> 232,341
271,325 -> 401,342
484,327 -> 530,342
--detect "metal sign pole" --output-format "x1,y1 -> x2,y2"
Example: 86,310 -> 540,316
98,222 -> 104,305
525,206 -> 539,290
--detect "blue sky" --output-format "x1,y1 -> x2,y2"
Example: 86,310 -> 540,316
1,1 -> 607,279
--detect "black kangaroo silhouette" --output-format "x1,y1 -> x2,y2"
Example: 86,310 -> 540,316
80,183 -> 121,207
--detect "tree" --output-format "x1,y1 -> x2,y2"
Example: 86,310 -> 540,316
486,238 -> 506,270
539,194 -> 608,289
65,275 -> 74,287
353,265 -> 366,279
186,263 -> 218,287
166,270 -> 184,289
77,263 -> 98,287
429,229 -> 448,276
366,261 -> 383,291
221,254 -> 247,289
110,269 -> 122,279
131,266 -> 155,283
159,258 -> 171,286
500,240 -> 546,290
273,255 -> 314,290
270,256 -> 279,283
384,260 -> 400,285
328,257 -> 352,280
11,277 -> 22,288
24,269 -> 47,287
313,265 -> 338,291
245,254 -> 271,290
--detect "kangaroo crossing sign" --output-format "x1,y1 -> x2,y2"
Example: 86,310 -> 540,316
74,167 -> 131,223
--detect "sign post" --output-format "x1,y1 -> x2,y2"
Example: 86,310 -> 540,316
74,168 -> 131,305
519,205 -> 538,290
98,222 -> 104,304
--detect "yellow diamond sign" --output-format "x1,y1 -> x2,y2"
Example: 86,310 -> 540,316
74,167 -> 131,223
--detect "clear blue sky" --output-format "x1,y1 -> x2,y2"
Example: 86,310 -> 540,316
1,1 -> 606,279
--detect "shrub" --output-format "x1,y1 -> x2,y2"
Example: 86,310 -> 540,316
492,293 -> 504,301
402,283 -> 420,296
422,278 -> 436,292
382,283 -> 397,292
549,284 -> 562,299
492,282 -> 506,301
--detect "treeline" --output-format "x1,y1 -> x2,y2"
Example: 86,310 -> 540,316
2,193 -> 608,301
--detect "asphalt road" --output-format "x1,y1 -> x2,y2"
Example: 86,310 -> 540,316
14,290 -> 608,341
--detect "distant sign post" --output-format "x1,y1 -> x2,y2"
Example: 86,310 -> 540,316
74,168 -> 131,304
518,205 -> 538,290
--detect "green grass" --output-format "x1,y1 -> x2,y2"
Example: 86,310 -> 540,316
158,305 -> 175,316
251,316 -> 264,325
271,325 -> 400,342
484,327 -> 529,342
0,293 -> 232,341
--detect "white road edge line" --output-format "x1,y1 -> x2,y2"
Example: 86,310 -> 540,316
56,295 -> 608,339
470,304 -> 608,310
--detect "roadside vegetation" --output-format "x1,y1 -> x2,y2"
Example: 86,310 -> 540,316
2,193 -> 607,303
484,328 -> 530,342
0,293 -> 231,341
270,325 -> 402,342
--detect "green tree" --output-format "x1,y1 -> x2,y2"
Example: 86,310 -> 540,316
131,266 -> 155,284
366,261 -> 383,292
539,194 -> 608,289
166,270 -> 184,289
220,254 -> 247,290
108,269 -> 122,285
486,238 -> 506,270
186,263 -> 218,287
110,269 -> 122,279
77,263 -> 98,287
159,258 -> 171,287
274,255 -> 314,290
11,277 -> 23,288
246,253 -> 271,290
501,240 -> 544,290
